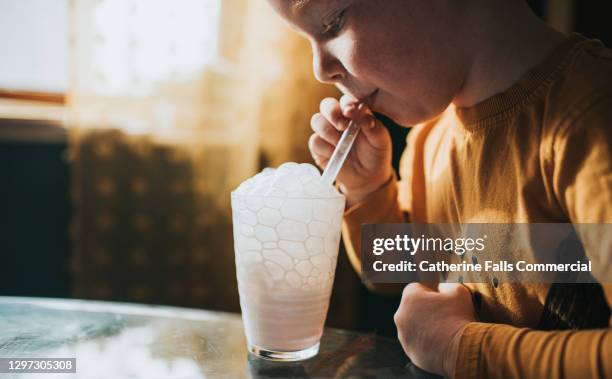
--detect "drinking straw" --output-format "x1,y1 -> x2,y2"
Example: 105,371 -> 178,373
321,107 -> 364,185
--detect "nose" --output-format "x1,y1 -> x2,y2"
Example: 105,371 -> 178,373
311,41 -> 344,84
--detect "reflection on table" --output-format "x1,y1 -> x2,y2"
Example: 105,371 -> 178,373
0,297 -> 440,379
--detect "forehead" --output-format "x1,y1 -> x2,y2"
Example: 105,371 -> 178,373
269,0 -> 358,40
270,0 -> 340,20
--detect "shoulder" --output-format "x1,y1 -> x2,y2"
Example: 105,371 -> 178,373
544,36 -> 612,138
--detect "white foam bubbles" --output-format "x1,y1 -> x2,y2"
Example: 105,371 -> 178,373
234,163 -> 340,198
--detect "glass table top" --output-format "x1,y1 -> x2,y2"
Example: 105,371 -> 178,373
0,297 -> 440,379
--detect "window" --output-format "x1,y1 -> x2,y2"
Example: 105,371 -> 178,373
0,0 -> 222,103
80,0 -> 221,97
0,0 -> 69,103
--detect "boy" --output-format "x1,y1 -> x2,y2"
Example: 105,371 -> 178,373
268,1 -> 612,378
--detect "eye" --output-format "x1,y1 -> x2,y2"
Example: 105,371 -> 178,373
323,9 -> 347,35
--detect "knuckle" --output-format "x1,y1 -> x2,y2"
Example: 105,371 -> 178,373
340,93 -> 358,106
310,113 -> 322,129
456,283 -> 471,297
310,135 -> 328,154
393,310 -> 401,325
308,134 -> 318,149
319,97 -> 337,114
320,98 -> 343,123
402,283 -> 418,298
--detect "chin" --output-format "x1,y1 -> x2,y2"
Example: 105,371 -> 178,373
380,107 -> 427,128
388,100 -> 450,127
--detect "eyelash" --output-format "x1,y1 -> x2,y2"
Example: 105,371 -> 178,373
323,9 -> 347,35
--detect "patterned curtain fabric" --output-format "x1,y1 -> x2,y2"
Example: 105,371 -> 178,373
67,0 -> 360,327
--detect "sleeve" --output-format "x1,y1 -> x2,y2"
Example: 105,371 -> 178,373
454,95 -> 612,379
341,172 -> 408,294
455,316 -> 612,379
551,94 -> 612,280
340,121 -> 432,295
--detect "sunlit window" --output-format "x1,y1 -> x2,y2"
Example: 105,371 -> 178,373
0,0 -> 222,98
0,0 -> 69,94
87,0 -> 222,97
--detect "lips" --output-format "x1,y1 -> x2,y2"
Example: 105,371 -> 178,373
362,89 -> 379,109
341,87 -> 380,110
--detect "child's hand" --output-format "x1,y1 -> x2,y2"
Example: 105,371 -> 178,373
309,95 -> 393,207
394,283 -> 475,377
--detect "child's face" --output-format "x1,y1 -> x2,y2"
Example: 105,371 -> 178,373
268,0 -> 469,126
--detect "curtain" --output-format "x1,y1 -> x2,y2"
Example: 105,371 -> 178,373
67,0 -> 359,327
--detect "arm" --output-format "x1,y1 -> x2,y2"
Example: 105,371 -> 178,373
455,95 -> 612,379
341,172 -> 408,294
456,317 -> 612,379
341,122 -> 431,294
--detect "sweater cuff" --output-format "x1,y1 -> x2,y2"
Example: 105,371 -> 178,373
453,322 -> 494,379
343,172 -> 401,225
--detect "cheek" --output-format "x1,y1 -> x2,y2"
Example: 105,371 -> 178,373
339,38 -> 398,92
333,30 -> 377,83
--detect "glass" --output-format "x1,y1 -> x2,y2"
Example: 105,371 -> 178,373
231,192 -> 346,361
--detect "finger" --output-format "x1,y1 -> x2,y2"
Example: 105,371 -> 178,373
320,97 -> 349,131
341,96 -> 374,120
311,113 -> 341,145
358,117 -> 391,151
340,99 -> 377,132
308,134 -> 334,160
353,103 -> 375,121
402,282 -> 434,298
309,144 -> 330,169
339,94 -> 360,117
393,308 -> 404,327
313,155 -> 329,170
438,282 -> 470,295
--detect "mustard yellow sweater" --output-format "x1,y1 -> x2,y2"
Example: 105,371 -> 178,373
342,33 -> 612,379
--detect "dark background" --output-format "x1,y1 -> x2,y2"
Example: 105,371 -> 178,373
1,1 -> 611,336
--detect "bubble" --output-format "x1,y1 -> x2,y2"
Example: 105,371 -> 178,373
264,187 -> 286,197
277,162 -> 299,174
286,271 -> 301,288
233,162 -> 340,198
297,163 -> 320,177
254,225 -> 277,242
271,173 -> 303,194
248,184 -> 268,196
295,260 -> 312,276
262,167 -> 275,176
311,254 -> 331,272
281,199 -> 312,223
237,236 -> 261,251
262,249 -> 293,270
257,208 -> 281,226
277,220 -> 308,241
306,237 -> 324,253
239,210 -> 257,226
278,240 -> 308,260
264,197 -> 284,209
302,180 -> 331,197
308,221 -> 328,237
264,261 -> 284,281
239,250 -> 263,264
246,197 -> 264,211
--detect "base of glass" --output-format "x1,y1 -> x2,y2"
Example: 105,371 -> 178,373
248,342 -> 320,361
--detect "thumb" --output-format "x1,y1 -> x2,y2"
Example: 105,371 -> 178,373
359,116 -> 390,150
404,282 -> 436,297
